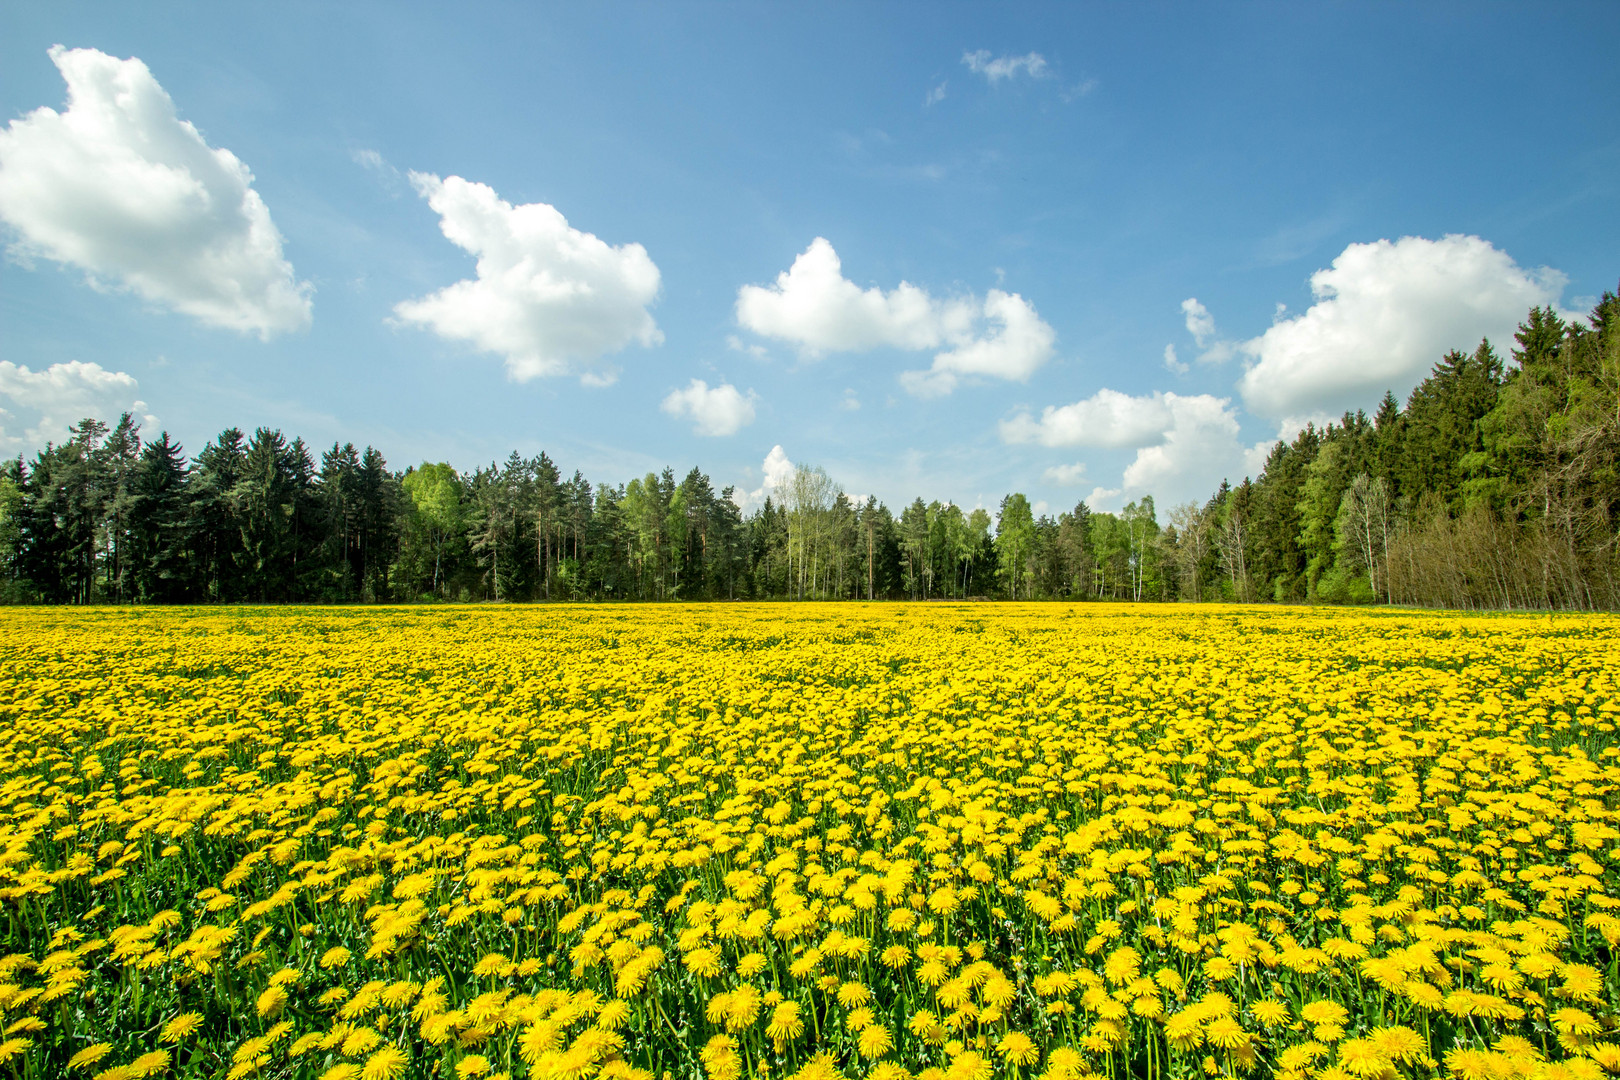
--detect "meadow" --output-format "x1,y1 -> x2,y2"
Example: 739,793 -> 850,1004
2,604 -> 1618,1080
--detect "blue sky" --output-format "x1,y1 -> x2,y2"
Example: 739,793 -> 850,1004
2,2 -> 1616,516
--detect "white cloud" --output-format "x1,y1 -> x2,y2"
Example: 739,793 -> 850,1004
737,238 -> 1054,396
1042,462 -> 1087,486
660,378 -> 757,437
0,360 -> 151,452
1118,394 -> 1242,495
1236,234 -> 1567,421
394,172 -> 662,383
839,388 -> 861,411
1181,297 -> 1215,346
726,334 -> 768,360
733,444 -> 796,510
925,82 -> 948,107
762,444 -> 795,491
1243,439 -> 1275,477
737,237 -> 961,354
1060,78 -> 1099,102
1163,343 -> 1188,375
962,51 -> 1050,83
1000,388 -> 1176,449
1177,297 -> 1243,365
352,147 -> 402,188
1005,388 -> 1256,508
900,289 -> 1055,398
0,46 -> 312,338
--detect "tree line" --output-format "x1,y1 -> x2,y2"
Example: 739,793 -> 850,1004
1,289 -> 1615,608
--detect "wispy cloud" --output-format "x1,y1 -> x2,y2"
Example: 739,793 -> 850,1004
1060,78 -> 1098,102
962,50 -> 1050,83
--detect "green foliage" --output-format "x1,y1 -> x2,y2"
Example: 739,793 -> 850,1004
3,287 -> 1616,608
1313,563 -> 1377,605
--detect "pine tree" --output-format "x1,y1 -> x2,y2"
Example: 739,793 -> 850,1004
129,433 -> 192,602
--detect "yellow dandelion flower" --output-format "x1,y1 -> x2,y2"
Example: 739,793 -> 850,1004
361,1046 -> 407,1080
996,1031 -> 1038,1067
473,953 -> 510,979
1552,1008 -> 1601,1037
1443,1048 -> 1501,1080
1164,1011 -> 1203,1051
1204,1016 -> 1250,1051
257,984 -> 289,1018
838,982 -> 873,1008
130,1051 -> 170,1077
1370,1026 -> 1428,1065
70,1044 -> 114,1071
1251,1000 -> 1289,1027
1300,1000 -> 1349,1027
160,1012 -> 203,1043
767,1000 -> 805,1046
1337,1037 -> 1394,1079
685,947 -> 724,978
857,1024 -> 895,1059
1402,981 -> 1444,1009
1276,1043 -> 1327,1072
342,1027 -> 385,1057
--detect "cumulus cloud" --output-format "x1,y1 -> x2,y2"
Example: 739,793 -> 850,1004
925,82 -> 948,107
1176,297 -> 1241,365
900,289 -> 1055,398
1042,462 -> 1087,486
1235,234 -> 1567,424
762,444 -> 795,490
1000,388 -> 1178,449
1181,298 -> 1215,346
962,51 -> 1049,83
1163,344 -> 1188,375
736,238 -> 1054,396
0,360 -> 151,452
1118,394 -> 1244,495
732,444 -> 796,510
0,46 -> 311,337
1005,388 -> 1259,508
660,378 -> 757,437
394,173 -> 662,384
736,238 -> 961,354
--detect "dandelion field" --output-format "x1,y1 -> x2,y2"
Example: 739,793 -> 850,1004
4,605 -> 1620,1080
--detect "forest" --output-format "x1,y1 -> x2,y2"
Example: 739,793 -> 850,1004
1,290 -> 1615,609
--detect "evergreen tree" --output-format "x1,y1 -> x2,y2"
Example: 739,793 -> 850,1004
192,429 -> 247,602
129,433 -> 192,602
